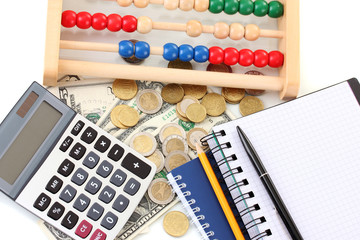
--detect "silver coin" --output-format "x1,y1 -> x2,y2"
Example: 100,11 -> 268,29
147,178 -> 175,205
162,134 -> 188,156
186,128 -> 208,150
146,150 -> 165,173
159,123 -> 186,143
136,89 -> 163,114
165,150 -> 190,172
129,132 -> 157,157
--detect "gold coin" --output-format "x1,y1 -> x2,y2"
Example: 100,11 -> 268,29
129,132 -> 157,156
110,105 -> 129,129
176,109 -> 190,122
244,70 -> 266,96
239,96 -> 264,116
222,87 -> 245,104
112,79 -> 138,100
159,123 -> 186,143
163,211 -> 189,237
186,128 -> 208,150
146,150 -> 165,173
161,84 -> 185,104
168,59 -> 193,69
147,178 -> 175,205
136,89 -> 163,114
118,106 -> 139,127
206,63 -> 233,73
162,135 -> 188,156
177,95 -> 199,117
181,84 -> 207,99
165,150 -> 190,172
201,93 -> 226,116
185,103 -> 207,123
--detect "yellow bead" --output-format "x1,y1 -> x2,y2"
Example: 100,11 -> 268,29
245,24 -> 260,41
213,22 -> 229,39
186,20 -> 202,37
194,0 -> 209,11
117,0 -> 133,7
164,0 -> 179,10
134,0 -> 149,8
137,16 -> 153,34
179,0 -> 194,11
229,23 -> 244,40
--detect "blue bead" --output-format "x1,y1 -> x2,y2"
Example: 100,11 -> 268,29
163,43 -> 178,61
118,40 -> 134,58
194,45 -> 209,63
179,44 -> 194,62
134,41 -> 150,59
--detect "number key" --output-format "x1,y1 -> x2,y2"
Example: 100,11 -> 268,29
110,169 -> 127,187
85,177 -> 102,195
99,186 -> 116,204
101,212 -> 118,230
83,151 -> 100,169
96,160 -> 113,178
87,203 -> 104,221
59,185 -> 77,203
73,194 -> 91,212
71,168 -> 88,186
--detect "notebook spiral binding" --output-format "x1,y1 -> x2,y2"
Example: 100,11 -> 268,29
200,131 -> 272,240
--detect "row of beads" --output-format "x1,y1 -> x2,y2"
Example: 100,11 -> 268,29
118,40 -> 284,68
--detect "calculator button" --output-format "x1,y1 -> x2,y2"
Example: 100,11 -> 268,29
47,202 -> 65,220
74,194 -> 91,212
72,168 -> 89,186
83,151 -> 100,169
81,127 -> 98,144
99,186 -> 116,204
110,169 -> 127,187
75,220 -> 93,239
60,136 -> 73,152
58,159 -> 75,177
90,229 -> 107,240
87,203 -> 104,221
121,153 -> 152,179
71,120 -> 85,136
69,142 -> 86,160
101,212 -> 118,230
96,160 -> 113,178
61,211 -> 79,230
46,176 -> 63,194
33,193 -> 51,211
85,177 -> 102,195
60,185 -> 77,203
124,178 -> 141,196
108,144 -> 124,162
112,194 -> 129,213
94,135 -> 111,153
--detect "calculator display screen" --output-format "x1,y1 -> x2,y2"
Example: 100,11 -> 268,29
0,101 -> 62,185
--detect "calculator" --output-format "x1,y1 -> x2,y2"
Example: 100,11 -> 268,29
0,82 -> 156,240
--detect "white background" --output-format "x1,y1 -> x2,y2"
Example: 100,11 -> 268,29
0,0 -> 360,239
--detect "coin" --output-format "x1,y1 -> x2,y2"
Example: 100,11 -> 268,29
206,63 -> 233,73
185,103 -> 207,123
162,135 -> 188,156
177,95 -> 200,118
147,178 -> 175,205
222,87 -> 246,104
122,39 -> 144,64
168,59 -> 193,69
136,89 -> 163,114
201,93 -> 226,116
176,109 -> 191,122
244,70 -> 265,96
146,150 -> 165,173
239,96 -> 264,116
181,84 -> 207,99
118,106 -> 139,127
112,78 -> 138,100
165,150 -> 190,171
163,211 -> 189,237
129,132 -> 157,156
186,128 -> 208,150
161,83 -> 184,104
110,105 -> 129,129
159,123 -> 186,143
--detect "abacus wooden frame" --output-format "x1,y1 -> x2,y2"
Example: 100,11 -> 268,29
43,0 -> 299,99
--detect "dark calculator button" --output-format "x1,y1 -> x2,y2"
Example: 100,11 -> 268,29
47,202 -> 65,220
69,142 -> 86,160
46,176 -> 63,194
82,151 -> 100,169
99,186 -> 116,204
124,178 -> 141,196
81,127 -> 98,144
94,135 -> 111,153
108,144 -> 124,162
112,194 -> 129,213
33,193 -> 51,211
71,168 -> 88,186
61,211 -> 79,230
59,136 -> 73,152
101,212 -> 118,230
87,203 -> 104,221
96,160 -> 113,178
58,159 -> 75,177
110,169 -> 127,187
85,177 -> 102,195
73,194 -> 91,212
59,185 -> 77,203
71,120 -> 85,136
121,153 -> 152,179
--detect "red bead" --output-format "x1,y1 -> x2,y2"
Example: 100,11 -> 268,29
254,49 -> 268,68
76,12 -> 92,29
209,46 -> 224,64
238,49 -> 254,66
122,15 -> 137,32
107,14 -> 122,32
224,48 -> 239,66
92,13 -> 107,30
268,51 -> 284,68
62,10 -> 76,28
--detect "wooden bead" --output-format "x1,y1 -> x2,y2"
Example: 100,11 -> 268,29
137,16 -> 152,34
229,23 -> 244,40
117,0 -> 133,7
134,0 -> 150,8
244,24 -> 260,41
164,0 -> 179,10
186,20 -> 202,37
213,22 -> 229,39
194,0 -> 209,12
179,0 -> 194,11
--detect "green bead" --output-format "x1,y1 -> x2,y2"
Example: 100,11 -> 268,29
239,0 -> 254,15
209,0 -> 225,13
268,1 -> 283,18
253,0 -> 268,17
224,0 -> 239,15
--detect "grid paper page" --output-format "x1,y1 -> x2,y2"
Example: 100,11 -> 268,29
210,81 -> 360,239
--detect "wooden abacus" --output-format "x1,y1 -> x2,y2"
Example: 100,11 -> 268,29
44,0 -> 299,99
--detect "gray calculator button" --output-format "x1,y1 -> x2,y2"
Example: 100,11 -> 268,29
83,151 -> 100,169
96,160 -> 113,178
110,169 -> 127,187
71,168 -> 88,186
101,212 -> 118,230
60,185 -> 77,203
112,194 -> 129,213
87,203 -> 104,221
99,186 -> 116,204
73,194 -> 91,212
85,177 -> 102,195
124,178 -> 141,196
